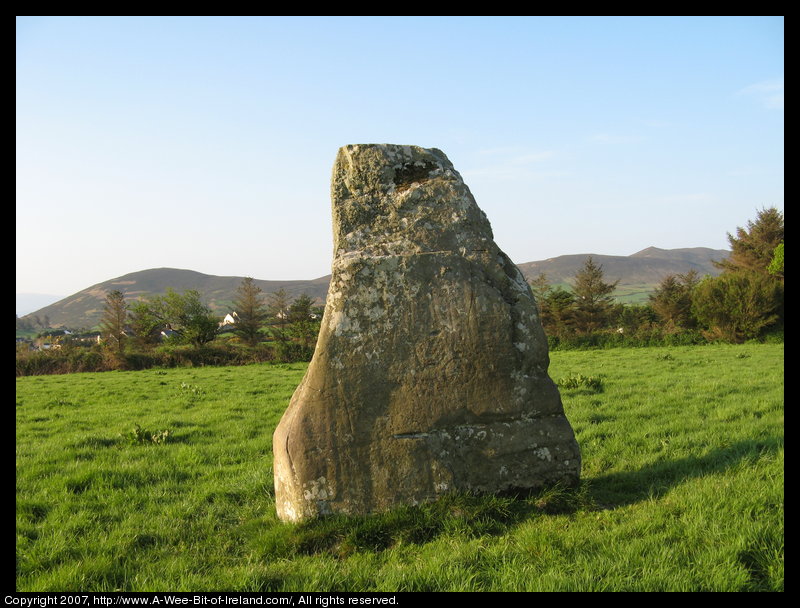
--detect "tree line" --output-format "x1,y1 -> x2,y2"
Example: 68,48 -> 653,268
17,281 -> 324,375
532,207 -> 784,347
100,280 -> 323,358
17,207 -> 782,375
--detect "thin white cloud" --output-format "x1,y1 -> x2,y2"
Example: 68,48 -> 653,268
738,79 -> 784,110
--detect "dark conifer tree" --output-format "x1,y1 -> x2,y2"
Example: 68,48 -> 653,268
231,277 -> 267,347
571,257 -> 619,334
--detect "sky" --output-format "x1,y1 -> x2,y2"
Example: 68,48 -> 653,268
16,16 -> 784,297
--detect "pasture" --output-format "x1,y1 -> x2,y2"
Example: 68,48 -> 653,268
16,344 -> 783,591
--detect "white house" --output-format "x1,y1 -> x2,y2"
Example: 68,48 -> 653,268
220,312 -> 239,327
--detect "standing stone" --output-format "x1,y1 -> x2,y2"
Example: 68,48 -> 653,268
273,144 -> 580,522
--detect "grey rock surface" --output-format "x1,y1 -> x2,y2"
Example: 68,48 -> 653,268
273,144 -> 580,522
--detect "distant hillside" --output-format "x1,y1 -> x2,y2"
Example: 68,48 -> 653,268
21,247 -> 728,329
16,293 -> 66,317
517,246 -> 728,303
518,247 -> 727,284
20,268 -> 331,331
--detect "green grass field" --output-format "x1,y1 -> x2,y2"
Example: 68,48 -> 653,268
611,282 -> 657,304
16,344 -> 783,591
537,281 -> 656,304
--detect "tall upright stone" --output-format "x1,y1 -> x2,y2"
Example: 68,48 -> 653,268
273,144 -> 580,522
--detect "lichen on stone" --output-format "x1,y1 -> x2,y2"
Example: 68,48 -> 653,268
272,144 -> 581,522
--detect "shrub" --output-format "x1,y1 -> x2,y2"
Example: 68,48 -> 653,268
274,340 -> 313,363
121,424 -> 173,446
557,374 -> 604,393
692,273 -> 783,343
547,329 -> 707,351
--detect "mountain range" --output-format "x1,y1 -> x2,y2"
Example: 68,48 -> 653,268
19,246 -> 728,330
517,246 -> 728,301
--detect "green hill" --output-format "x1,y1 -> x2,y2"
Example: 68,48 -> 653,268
20,268 -> 331,331
517,246 -> 728,303
20,247 -> 728,330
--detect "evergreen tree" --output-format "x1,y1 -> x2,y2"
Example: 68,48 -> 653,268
716,207 -> 784,276
287,293 -> 321,352
231,277 -> 267,347
698,207 -> 785,341
692,273 -> 783,343
649,270 -> 699,331
571,257 -> 619,334
539,286 -> 577,338
615,303 -> 658,336
528,273 -> 578,338
528,273 -> 551,309
99,290 -> 128,354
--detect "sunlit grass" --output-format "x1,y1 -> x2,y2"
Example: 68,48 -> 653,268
16,345 -> 783,591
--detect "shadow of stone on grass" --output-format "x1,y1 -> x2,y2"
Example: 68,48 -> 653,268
257,436 -> 782,560
587,436 -> 783,508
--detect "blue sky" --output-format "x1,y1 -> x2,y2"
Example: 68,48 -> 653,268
16,16 -> 783,297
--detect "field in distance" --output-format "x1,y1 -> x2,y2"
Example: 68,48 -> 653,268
16,344 -> 783,591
